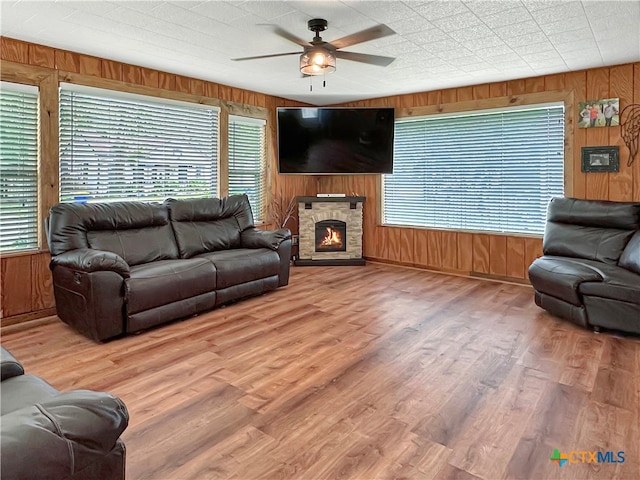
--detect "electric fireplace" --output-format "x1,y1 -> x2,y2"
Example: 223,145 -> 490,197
295,196 -> 366,266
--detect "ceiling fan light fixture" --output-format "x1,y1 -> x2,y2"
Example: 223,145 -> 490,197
300,49 -> 336,76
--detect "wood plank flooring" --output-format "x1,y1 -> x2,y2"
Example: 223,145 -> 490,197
2,263 -> 639,480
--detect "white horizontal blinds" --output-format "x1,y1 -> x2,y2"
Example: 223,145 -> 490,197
384,105 -> 565,235
0,83 -> 39,252
228,116 -> 266,222
59,87 -> 219,203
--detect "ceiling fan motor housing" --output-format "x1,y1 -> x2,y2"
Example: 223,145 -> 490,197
308,19 -> 328,35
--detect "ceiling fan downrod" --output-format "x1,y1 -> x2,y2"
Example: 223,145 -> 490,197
308,18 -> 328,43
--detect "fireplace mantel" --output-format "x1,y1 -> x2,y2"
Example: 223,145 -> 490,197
296,196 -> 366,203
295,196 -> 366,266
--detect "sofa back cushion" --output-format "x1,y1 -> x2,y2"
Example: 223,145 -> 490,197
48,202 -> 178,265
543,197 -> 640,265
166,195 -> 255,258
619,230 -> 640,274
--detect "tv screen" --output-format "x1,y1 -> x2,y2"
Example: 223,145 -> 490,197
277,107 -> 394,174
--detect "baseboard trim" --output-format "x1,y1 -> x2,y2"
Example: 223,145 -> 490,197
294,258 -> 366,266
1,308 -> 57,328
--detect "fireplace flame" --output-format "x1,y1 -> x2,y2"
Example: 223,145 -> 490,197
320,226 -> 343,247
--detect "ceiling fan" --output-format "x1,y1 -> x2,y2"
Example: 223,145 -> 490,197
232,19 -> 396,76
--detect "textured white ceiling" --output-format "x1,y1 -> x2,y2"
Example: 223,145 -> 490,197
2,0 -> 639,105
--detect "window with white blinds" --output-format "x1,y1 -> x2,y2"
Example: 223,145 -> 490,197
228,115 -> 266,222
0,82 -> 39,252
384,104 -> 565,235
59,85 -> 219,203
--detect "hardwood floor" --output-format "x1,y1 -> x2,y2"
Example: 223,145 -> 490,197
2,263 -> 639,480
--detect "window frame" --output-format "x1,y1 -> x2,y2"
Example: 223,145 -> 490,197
0,64 -> 58,254
382,90 -> 575,237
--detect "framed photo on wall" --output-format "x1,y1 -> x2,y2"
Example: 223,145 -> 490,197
581,146 -> 619,173
578,98 -> 620,128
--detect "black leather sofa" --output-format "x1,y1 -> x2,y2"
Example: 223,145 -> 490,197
529,197 -> 640,334
0,346 -> 128,479
47,194 -> 292,341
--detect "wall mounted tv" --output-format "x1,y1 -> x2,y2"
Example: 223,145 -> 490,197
277,107 -> 394,175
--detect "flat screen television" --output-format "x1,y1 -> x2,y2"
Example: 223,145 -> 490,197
277,107 -> 394,175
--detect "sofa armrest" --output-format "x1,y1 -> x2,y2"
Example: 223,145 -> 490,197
1,347 -> 24,381
241,227 -> 292,251
51,248 -> 130,278
0,390 -> 129,480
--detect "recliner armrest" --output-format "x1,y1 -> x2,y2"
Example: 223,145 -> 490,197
241,227 -> 292,251
0,347 -> 24,381
50,248 -> 130,278
0,390 -> 129,480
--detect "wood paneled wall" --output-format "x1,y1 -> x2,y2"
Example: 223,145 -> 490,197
314,63 -> 640,282
1,34 -> 638,323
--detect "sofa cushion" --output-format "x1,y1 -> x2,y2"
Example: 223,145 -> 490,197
48,201 -> 179,261
580,281 -> 640,305
126,258 -> 216,314
166,195 -> 255,258
576,258 -> 640,305
546,197 -> 640,229
198,248 -> 280,289
543,224 -> 635,265
529,256 -> 603,306
619,230 -> 640,275
88,224 -> 178,266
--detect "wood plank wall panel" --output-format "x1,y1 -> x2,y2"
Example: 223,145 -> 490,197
315,62 -> 639,284
441,231 -> 457,270
609,64 -> 634,201
1,255 -> 32,317
634,64 -> 640,201
427,230 -> 442,267
1,37 -> 29,63
566,71 -> 587,199
456,233 -> 473,273
585,68 -> 610,200
472,234 -> 491,274
0,37 -> 308,325
413,230 -> 429,267
489,235 -> 507,276
31,253 -> 55,311
29,44 -> 55,68
1,252 -> 55,326
506,237 -> 525,279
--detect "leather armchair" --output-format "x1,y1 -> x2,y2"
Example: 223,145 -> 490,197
0,346 -> 129,479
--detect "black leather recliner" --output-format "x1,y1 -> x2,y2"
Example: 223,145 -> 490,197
0,346 -> 129,479
528,197 -> 640,334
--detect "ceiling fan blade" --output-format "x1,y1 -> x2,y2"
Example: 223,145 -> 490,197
232,52 -> 301,61
336,51 -> 395,67
259,24 -> 310,47
330,24 -> 395,49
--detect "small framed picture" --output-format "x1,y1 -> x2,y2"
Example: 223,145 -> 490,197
578,98 -> 620,128
581,146 -> 619,173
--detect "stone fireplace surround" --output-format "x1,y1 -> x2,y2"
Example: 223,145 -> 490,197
295,196 -> 366,266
